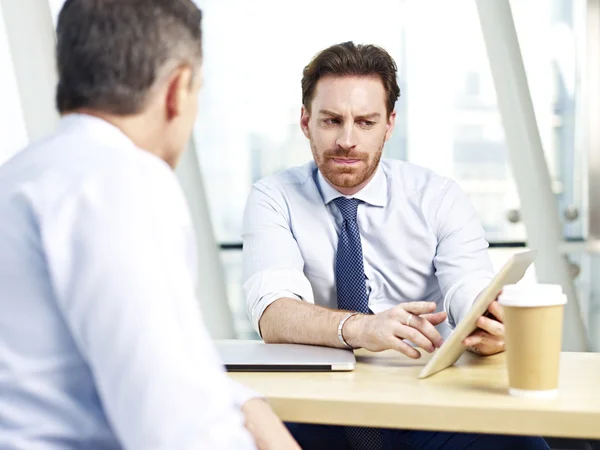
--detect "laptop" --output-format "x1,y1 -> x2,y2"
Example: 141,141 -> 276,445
214,339 -> 356,372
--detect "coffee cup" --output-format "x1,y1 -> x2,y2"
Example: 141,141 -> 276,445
498,284 -> 566,398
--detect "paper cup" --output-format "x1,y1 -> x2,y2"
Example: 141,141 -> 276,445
498,284 -> 566,398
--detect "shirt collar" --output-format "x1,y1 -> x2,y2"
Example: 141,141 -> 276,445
58,113 -> 137,150
317,163 -> 387,207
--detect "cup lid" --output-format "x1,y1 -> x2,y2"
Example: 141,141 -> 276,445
498,283 -> 567,307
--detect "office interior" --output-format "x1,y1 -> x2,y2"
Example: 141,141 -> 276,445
1,0 -> 599,448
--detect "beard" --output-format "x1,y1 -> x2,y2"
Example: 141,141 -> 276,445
311,139 -> 384,190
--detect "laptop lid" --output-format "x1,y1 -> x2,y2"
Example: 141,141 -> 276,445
214,339 -> 356,372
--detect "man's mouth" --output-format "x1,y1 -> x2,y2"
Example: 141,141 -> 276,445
331,158 -> 361,165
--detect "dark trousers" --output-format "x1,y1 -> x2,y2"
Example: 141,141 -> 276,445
286,422 -> 550,450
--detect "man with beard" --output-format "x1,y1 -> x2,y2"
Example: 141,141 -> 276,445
242,41 -> 549,450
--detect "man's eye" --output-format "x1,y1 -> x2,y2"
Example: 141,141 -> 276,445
323,119 -> 340,125
360,120 -> 375,127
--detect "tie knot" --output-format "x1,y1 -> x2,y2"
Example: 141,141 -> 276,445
333,197 -> 360,221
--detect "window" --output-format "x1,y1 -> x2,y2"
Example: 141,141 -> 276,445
194,0 -> 585,337
195,0 -> 584,245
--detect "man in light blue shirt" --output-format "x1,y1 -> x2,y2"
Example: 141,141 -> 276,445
242,42 -> 548,449
0,1 -> 299,449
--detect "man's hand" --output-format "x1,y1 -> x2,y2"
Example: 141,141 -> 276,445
343,302 -> 447,359
463,300 -> 505,356
241,398 -> 300,450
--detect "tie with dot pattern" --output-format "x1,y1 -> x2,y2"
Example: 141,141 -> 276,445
333,197 -> 383,450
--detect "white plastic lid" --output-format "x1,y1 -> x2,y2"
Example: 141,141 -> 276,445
498,283 -> 567,308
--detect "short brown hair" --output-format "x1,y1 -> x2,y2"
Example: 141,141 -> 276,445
56,0 -> 202,115
301,41 -> 400,116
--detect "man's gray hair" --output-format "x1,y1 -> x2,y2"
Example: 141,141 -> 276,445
55,0 -> 203,115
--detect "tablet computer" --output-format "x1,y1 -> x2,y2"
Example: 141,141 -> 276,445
418,249 -> 537,379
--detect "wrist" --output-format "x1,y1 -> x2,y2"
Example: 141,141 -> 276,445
341,313 -> 366,349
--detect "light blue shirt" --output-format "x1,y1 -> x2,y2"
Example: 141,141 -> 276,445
242,160 -> 494,338
0,114 -> 256,449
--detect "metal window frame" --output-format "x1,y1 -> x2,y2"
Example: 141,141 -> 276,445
475,0 -> 588,351
587,0 -> 600,243
1,0 -> 58,142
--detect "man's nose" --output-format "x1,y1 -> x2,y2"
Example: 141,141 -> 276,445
335,123 -> 357,150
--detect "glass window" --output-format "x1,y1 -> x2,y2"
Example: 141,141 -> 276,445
510,0 -> 586,240
192,0 -> 585,337
44,0 -> 584,244
195,0 -> 585,245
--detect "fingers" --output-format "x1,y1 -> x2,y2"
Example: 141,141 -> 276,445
463,329 -> 505,355
400,301 -> 437,316
405,314 -> 445,349
377,303 -> 446,355
488,301 -> 504,323
393,322 -> 436,353
476,315 -> 504,337
420,311 -> 447,326
463,329 -> 487,347
388,337 -> 421,359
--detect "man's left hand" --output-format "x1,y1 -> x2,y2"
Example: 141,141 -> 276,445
462,300 -> 505,356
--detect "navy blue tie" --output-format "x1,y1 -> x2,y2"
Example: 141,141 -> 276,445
333,197 -> 370,314
333,197 -> 382,449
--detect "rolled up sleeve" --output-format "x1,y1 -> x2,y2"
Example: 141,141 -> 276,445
242,182 -> 314,335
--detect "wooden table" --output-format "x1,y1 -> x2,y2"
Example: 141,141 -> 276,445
231,350 -> 600,439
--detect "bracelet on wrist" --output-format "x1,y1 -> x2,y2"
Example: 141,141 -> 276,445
337,312 -> 360,349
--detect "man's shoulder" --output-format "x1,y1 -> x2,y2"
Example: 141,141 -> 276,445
382,159 -> 453,196
4,129 -> 144,173
253,161 -> 316,194
0,129 -> 177,211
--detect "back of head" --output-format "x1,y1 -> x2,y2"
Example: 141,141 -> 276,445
55,0 -> 203,115
301,41 -> 400,116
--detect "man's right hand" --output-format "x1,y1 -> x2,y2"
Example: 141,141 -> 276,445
343,302 -> 447,359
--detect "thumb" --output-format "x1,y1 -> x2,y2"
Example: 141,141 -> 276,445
401,301 -> 437,315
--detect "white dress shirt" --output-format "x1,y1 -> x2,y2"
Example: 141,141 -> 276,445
0,114 -> 256,449
243,160 -> 494,338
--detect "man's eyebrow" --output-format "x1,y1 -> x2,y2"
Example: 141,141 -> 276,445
318,109 -> 342,118
355,112 -> 381,120
317,110 -> 382,120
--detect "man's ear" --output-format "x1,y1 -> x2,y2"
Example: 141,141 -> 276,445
384,110 -> 397,142
300,106 -> 311,139
165,65 -> 194,120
